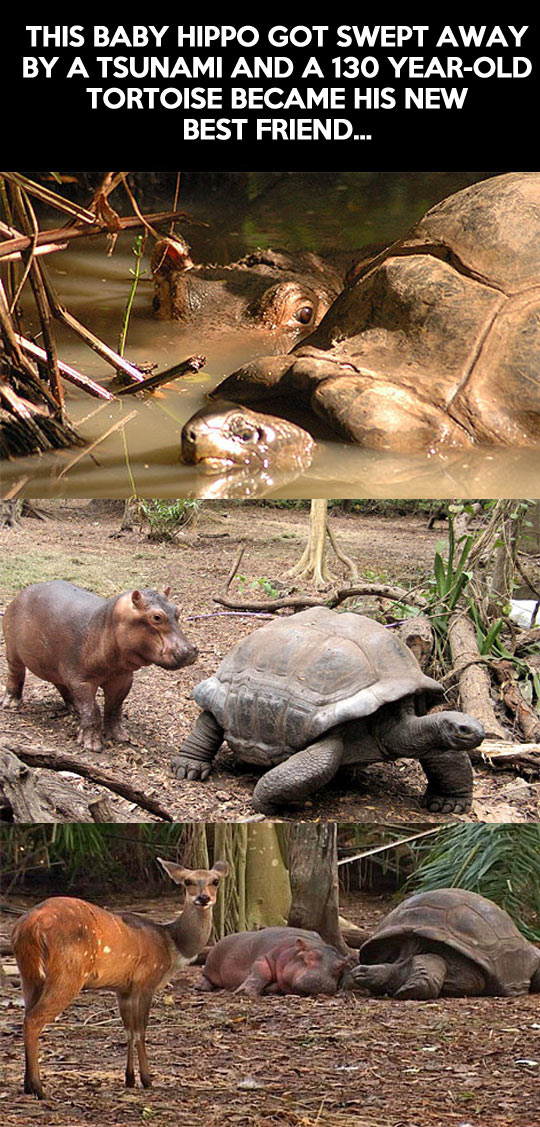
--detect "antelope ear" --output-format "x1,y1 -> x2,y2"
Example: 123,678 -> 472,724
157,857 -> 190,884
163,585 -> 171,598
212,860 -> 229,878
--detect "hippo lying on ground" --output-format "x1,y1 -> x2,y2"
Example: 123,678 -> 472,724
212,173 -> 540,451
151,238 -> 349,340
199,926 -> 352,996
1,580 -> 197,751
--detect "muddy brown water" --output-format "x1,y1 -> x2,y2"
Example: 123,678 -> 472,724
4,171 -> 537,501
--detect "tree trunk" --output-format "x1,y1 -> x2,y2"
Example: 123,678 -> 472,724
285,823 -> 348,953
212,824 -> 291,939
287,500 -> 358,589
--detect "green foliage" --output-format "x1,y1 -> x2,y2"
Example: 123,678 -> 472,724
236,574 -> 280,598
406,825 -> 540,940
139,499 -> 201,541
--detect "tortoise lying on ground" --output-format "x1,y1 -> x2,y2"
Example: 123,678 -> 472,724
180,403 -> 315,497
213,173 -> 540,451
171,607 -> 484,813
346,889 -> 540,999
151,239 -> 346,340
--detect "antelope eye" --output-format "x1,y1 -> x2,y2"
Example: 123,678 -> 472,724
184,879 -> 194,887
211,879 -> 219,886
295,305 -> 314,324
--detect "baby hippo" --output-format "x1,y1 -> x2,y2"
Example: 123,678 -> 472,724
1,580 -> 197,751
199,926 -> 352,996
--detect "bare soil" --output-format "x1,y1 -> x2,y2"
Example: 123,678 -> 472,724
1,502 -> 539,823
1,890 -> 539,1127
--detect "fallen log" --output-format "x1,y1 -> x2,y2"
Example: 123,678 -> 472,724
0,746 -> 56,822
447,611 -> 507,738
10,745 -> 174,821
0,744 -> 121,821
492,660 -> 540,742
473,738 -> 540,773
214,582 -> 429,614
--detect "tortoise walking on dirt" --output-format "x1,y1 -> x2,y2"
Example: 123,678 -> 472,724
347,889 -> 540,999
171,607 -> 484,813
213,173 -> 540,452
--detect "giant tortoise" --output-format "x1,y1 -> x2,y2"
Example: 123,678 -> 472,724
347,888 -> 540,999
212,173 -> 540,451
171,607 -> 484,813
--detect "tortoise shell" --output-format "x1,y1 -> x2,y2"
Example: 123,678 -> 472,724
359,888 -> 540,996
192,606 -> 442,765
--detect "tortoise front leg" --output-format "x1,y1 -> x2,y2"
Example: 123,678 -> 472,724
252,734 -> 343,813
171,710 -> 224,781
419,746 -> 473,814
393,954 -> 448,1000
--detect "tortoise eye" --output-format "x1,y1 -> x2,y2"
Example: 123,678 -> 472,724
295,305 -> 314,324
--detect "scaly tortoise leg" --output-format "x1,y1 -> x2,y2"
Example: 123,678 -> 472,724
171,710 -> 224,781
252,734 -> 343,813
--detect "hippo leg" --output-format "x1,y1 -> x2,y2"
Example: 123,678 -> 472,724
235,959 -> 275,995
1,654 -> 26,708
251,734 -> 344,813
102,673 -> 134,743
171,710 -> 224,781
419,747 -> 473,814
393,954 -> 448,1000
71,683 -> 104,752
531,966 -> 540,993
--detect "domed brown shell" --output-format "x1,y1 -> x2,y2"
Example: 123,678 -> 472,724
192,606 -> 442,765
215,173 -> 540,451
359,888 -> 540,996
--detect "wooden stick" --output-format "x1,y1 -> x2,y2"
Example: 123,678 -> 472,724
117,354 -> 206,395
15,335 -> 115,400
10,747 -> 175,821
0,209 -> 203,261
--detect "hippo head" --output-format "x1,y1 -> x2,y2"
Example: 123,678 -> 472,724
285,939 -> 350,996
113,587 -> 198,671
150,238 -> 344,340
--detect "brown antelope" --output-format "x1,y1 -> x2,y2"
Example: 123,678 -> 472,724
11,857 -> 228,1098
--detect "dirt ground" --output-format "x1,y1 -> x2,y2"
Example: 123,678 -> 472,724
1,889 -> 539,1127
1,501 -> 539,823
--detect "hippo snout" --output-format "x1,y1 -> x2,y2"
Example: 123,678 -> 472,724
162,640 -> 198,669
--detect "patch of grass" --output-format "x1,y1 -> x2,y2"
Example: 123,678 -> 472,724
0,552 -> 161,598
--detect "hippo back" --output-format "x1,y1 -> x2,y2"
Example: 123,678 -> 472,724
192,606 -> 442,764
360,889 -> 540,996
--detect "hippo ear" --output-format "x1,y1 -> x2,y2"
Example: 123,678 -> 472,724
131,590 -> 143,607
295,939 -> 308,952
163,585 -> 171,598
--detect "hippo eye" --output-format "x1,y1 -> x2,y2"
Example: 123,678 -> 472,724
152,613 -> 164,624
295,305 -> 314,324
